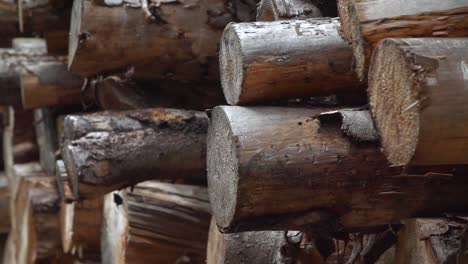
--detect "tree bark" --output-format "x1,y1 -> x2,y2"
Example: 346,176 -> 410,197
0,174 -> 10,234
21,62 -> 84,109
369,38 -> 468,166
62,108 -> 208,200
394,218 -> 468,263
219,18 -> 361,105
256,0 -> 322,21
33,108 -> 58,176
207,106 -> 468,232
102,182 -> 211,264
207,218 -> 325,264
340,0 -> 468,80
68,0 -> 256,80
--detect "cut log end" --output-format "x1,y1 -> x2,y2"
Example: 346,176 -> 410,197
368,39 -> 421,166
348,3 -> 367,81
68,0 -> 83,71
207,106 -> 239,231
219,24 -> 244,105
337,0 -> 350,42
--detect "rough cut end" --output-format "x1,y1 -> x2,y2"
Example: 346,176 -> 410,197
60,203 -> 75,253
68,0 -> 83,70
219,24 -> 244,105
337,0 -> 351,42
101,191 -> 128,264
348,3 -> 367,81
207,106 -> 239,231
368,39 -> 420,165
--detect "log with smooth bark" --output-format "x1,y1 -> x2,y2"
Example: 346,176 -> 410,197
369,38 -> 468,165
102,182 -> 211,264
219,18 -> 360,105
394,218 -> 468,263
340,0 -> 468,79
62,108 -> 208,199
20,62 -> 84,109
207,106 -> 468,232
256,0 -> 322,21
68,0 -> 256,80
207,218 -> 325,264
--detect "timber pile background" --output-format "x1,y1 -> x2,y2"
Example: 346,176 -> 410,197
0,0 -> 467,263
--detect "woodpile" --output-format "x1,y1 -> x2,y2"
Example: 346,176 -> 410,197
0,0 -> 467,263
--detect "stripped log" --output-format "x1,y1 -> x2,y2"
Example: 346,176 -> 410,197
60,198 -> 103,262
102,182 -> 211,264
207,106 -> 468,232
68,0 -> 257,80
207,218 -> 325,264
339,0 -> 468,79
20,62 -> 84,109
394,218 -> 468,263
369,38 -> 468,165
256,0 -> 322,21
219,18 -> 360,105
62,108 -> 208,199
12,167 -> 62,263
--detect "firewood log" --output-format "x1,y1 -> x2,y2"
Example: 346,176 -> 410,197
68,0 -> 257,80
60,198 -> 103,262
219,18 -> 361,105
394,218 -> 468,263
256,0 -> 322,21
207,218 -> 325,264
62,108 -> 208,199
101,182 -> 211,264
207,106 -> 468,232
369,38 -> 468,165
339,0 -> 468,80
0,174 -> 10,234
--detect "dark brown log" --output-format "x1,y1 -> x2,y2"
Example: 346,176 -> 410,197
207,106 -> 468,232
394,218 -> 468,263
21,62 -> 84,109
369,38 -> 468,166
62,108 -> 208,199
0,0 -> 71,51
102,182 -> 211,264
219,18 -> 361,105
207,218 -> 325,264
68,0 -> 256,80
340,0 -> 468,80
256,0 -> 322,21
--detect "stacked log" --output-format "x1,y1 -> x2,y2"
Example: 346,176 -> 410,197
101,182 -> 211,264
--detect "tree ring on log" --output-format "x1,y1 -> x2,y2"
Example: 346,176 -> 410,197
219,23 -> 244,105
207,107 -> 239,231
368,39 -> 420,165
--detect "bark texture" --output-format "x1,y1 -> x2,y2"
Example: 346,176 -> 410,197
341,0 -> 468,80
256,0 -> 322,21
369,38 -> 468,165
68,0 -> 257,80
219,18 -> 360,105
62,108 -> 208,199
207,106 -> 468,232
102,182 -> 211,264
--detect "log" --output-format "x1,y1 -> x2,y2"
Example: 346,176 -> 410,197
60,198 -> 103,262
62,108 -> 208,199
207,218 -> 325,264
207,106 -> 468,232
34,108 -> 58,175
102,182 -> 211,264
394,218 -> 468,263
0,40 -> 67,107
68,0 -> 256,80
256,0 -> 322,21
340,0 -> 468,80
0,174 -> 10,234
369,38 -> 468,165
20,62 -> 84,109
219,18 -> 361,105
0,0 -> 71,51
12,168 -> 62,263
